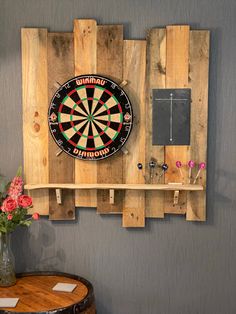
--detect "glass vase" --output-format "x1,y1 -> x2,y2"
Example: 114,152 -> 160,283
0,232 -> 16,287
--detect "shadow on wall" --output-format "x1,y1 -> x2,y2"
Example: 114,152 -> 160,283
11,218 -> 66,273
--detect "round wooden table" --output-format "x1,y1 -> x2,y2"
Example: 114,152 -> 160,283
0,272 -> 96,314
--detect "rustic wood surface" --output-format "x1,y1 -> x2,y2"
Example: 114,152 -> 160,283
0,274 -> 95,313
24,183 -> 203,191
164,25 -> 190,215
21,28 -> 49,215
122,40 -> 146,227
96,25 -> 124,214
47,33 -> 75,220
145,28 -> 166,218
186,31 -> 209,221
21,22 -> 208,224
74,19 -> 97,208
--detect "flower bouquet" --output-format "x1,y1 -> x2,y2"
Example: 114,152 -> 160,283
0,167 -> 39,286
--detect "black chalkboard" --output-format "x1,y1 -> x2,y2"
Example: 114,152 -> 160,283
152,89 -> 191,145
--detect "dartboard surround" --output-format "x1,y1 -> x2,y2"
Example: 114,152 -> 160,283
48,75 -> 133,160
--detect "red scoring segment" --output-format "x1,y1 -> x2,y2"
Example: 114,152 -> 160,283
49,75 -> 133,161
57,90 -> 123,150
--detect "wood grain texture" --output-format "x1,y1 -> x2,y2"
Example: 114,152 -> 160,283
21,28 -> 49,215
145,28 -> 166,218
74,19 -> 97,208
47,33 -> 75,220
186,31 -> 209,221
122,40 -> 146,227
164,25 -> 190,214
96,25 -> 124,213
24,183 -> 203,191
0,275 -> 95,313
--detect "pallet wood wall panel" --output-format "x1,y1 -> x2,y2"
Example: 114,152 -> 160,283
22,28 -> 49,215
164,25 -> 190,214
145,28 -> 166,218
74,19 -> 97,208
122,40 -> 146,227
186,31 -> 209,221
21,21 -> 209,225
47,33 -> 75,220
96,25 -> 124,214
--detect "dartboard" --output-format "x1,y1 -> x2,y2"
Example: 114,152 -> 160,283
48,75 -> 133,160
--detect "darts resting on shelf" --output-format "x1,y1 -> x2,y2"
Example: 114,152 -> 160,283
137,160 -> 206,184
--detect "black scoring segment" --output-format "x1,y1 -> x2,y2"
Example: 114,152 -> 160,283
48,75 -> 133,160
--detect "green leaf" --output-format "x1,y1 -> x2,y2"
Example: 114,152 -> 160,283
16,166 -> 22,177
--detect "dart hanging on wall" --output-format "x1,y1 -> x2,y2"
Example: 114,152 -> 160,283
48,75 -> 133,160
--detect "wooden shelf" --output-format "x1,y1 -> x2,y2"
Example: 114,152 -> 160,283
24,183 -> 204,191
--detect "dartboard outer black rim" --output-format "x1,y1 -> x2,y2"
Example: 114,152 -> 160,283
48,75 -> 133,161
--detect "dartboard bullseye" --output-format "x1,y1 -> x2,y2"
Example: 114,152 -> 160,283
48,75 -> 133,160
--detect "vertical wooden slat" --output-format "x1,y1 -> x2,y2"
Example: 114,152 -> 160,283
47,33 -> 75,220
96,25 -> 124,213
122,40 -> 146,227
186,31 -> 209,221
22,28 -> 49,215
164,25 -> 190,214
145,28 -> 166,218
74,19 -> 97,207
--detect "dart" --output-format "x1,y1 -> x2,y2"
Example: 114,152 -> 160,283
176,160 -> 184,180
137,163 -> 147,183
193,162 -> 206,184
157,163 -> 168,182
188,160 -> 195,183
149,159 -> 157,181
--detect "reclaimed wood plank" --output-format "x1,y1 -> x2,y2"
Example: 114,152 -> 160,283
96,25 -> 124,213
21,28 -> 49,215
164,25 -> 190,214
74,19 -> 97,207
47,33 -> 75,220
186,31 -> 209,221
145,28 -> 166,218
122,40 -> 146,227
24,183 -> 204,191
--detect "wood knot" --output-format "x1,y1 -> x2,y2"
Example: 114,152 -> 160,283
34,111 -> 39,117
67,210 -> 74,217
42,157 -> 47,166
34,122 -> 40,132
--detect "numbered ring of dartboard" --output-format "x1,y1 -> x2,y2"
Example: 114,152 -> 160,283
48,75 -> 133,160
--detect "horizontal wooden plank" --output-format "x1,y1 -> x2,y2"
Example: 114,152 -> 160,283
25,184 -> 204,191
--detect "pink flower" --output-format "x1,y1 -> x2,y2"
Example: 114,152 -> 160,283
32,212 -> 39,220
7,214 -> 13,220
2,197 -> 17,212
8,176 -> 23,199
18,195 -> 32,208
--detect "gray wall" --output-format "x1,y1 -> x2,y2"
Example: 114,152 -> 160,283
1,0 -> 236,313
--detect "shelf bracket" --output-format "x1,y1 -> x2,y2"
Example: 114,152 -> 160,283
55,189 -> 62,204
109,189 -> 115,204
173,190 -> 180,205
